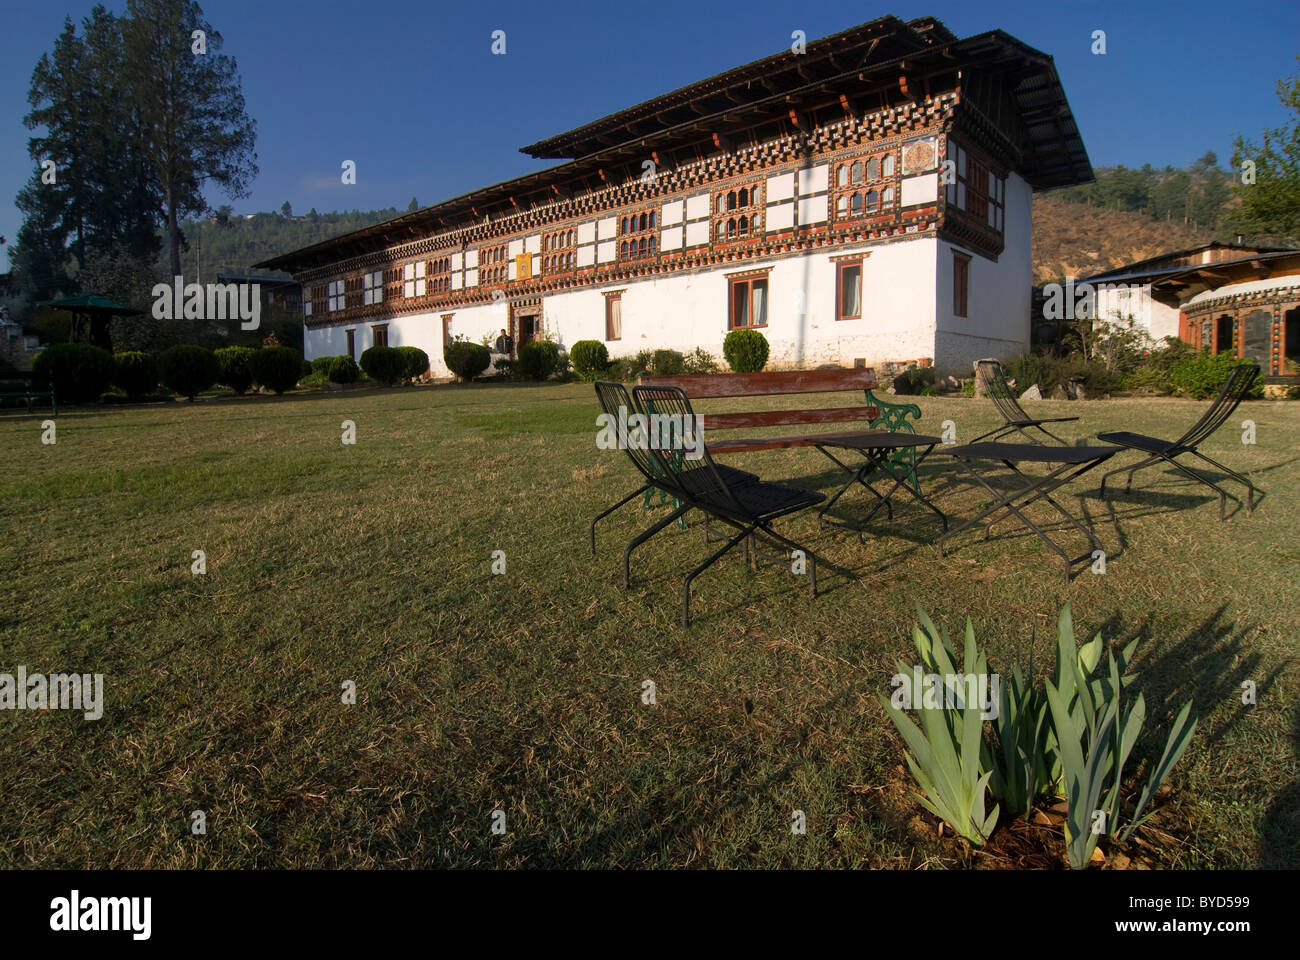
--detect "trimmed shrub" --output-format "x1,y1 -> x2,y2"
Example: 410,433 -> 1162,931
310,356 -> 333,375
892,366 -> 937,395
31,342 -> 114,405
651,349 -> 685,376
1169,352 -> 1264,400
444,342 -> 491,382
325,355 -> 360,384
683,347 -> 720,374
723,329 -> 770,373
215,346 -> 256,395
394,345 -> 430,383
360,345 -> 404,386
570,339 -> 609,381
112,351 -> 158,400
248,345 -> 304,395
517,340 -> 560,381
159,345 -> 219,401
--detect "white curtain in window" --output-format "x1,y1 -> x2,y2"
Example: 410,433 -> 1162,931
608,298 -> 622,340
841,266 -> 861,317
751,281 -> 767,325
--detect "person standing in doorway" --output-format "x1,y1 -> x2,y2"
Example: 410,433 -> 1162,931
494,328 -> 513,355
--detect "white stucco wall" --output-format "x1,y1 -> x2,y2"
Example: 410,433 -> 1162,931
538,238 -> 939,370
934,172 -> 1033,375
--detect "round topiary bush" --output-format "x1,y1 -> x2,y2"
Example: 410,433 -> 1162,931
723,329 -> 770,373
360,345 -> 403,386
158,345 -> 219,401
651,349 -> 685,376
248,345 -> 304,395
394,345 -> 430,383
517,340 -> 560,381
569,340 -> 609,381
443,341 -> 491,383
112,351 -> 158,400
32,342 -> 115,405
325,355 -> 360,384
215,346 -> 256,395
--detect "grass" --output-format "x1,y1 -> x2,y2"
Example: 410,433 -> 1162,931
0,382 -> 1296,868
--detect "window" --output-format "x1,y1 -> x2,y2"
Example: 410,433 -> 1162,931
619,212 -> 657,261
403,261 -> 426,298
303,294 -> 312,318
605,293 -> 622,341
363,270 -> 384,306
480,244 -> 507,284
429,257 -> 451,295
832,151 -> 896,224
837,261 -> 862,320
953,252 -> 970,318
328,279 -> 345,312
728,275 -> 768,328
441,314 -> 454,350
544,228 -> 575,273
946,141 -> 1005,234
371,324 -> 389,348
345,329 -> 355,361
713,183 -> 762,240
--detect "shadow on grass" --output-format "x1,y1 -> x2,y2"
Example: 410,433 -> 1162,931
1090,604 -> 1294,866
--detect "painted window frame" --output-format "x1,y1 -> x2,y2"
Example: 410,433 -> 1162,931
836,259 -> 864,321
604,291 -> 624,341
727,271 -> 770,329
371,323 -> 389,348
953,251 -> 971,319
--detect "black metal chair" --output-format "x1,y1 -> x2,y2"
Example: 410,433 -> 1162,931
633,385 -> 825,626
1098,362 -> 1261,520
588,381 -> 756,560
972,359 -> 1079,444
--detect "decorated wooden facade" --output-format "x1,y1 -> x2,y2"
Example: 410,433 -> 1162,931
258,15 -> 1092,377
1086,244 -> 1300,387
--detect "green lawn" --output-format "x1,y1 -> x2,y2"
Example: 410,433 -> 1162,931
1,382 -> 1296,868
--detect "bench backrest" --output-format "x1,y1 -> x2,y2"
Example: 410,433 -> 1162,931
636,368 -> 879,433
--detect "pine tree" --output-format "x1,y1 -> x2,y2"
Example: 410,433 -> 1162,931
122,0 -> 258,278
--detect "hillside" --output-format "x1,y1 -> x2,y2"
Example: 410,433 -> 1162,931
177,208 -> 402,280
1031,192 -> 1212,284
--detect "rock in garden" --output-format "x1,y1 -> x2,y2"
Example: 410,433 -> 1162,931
1019,383 -> 1042,401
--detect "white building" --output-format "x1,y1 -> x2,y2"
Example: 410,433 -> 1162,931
259,16 -> 1092,378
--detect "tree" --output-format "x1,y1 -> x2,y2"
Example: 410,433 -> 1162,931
122,0 -> 258,278
1232,58 -> 1300,243
407,197 -> 419,212
280,200 -> 292,218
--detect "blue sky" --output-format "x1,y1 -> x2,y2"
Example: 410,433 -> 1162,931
2,0 -> 1297,261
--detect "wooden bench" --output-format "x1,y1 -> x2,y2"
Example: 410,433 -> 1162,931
634,368 -> 881,454
0,379 -> 57,416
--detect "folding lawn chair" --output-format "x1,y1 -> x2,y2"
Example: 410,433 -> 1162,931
1098,362 -> 1261,520
633,384 -> 825,627
588,380 -> 756,560
972,359 -> 1079,445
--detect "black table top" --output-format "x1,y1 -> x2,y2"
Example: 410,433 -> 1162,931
944,442 -> 1124,463
816,432 -> 945,451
